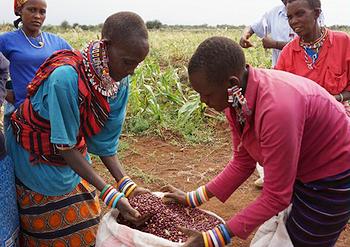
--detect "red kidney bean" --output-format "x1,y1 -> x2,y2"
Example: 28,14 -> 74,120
117,193 -> 221,242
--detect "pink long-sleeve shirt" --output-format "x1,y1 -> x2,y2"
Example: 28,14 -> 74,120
207,66 -> 350,239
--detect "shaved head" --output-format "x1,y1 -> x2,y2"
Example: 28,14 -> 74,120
102,11 -> 148,43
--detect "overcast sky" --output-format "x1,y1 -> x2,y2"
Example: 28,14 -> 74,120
1,0 -> 349,26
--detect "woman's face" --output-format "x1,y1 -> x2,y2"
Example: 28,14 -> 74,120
286,0 -> 319,39
190,70 -> 230,112
20,0 -> 47,35
106,37 -> 149,82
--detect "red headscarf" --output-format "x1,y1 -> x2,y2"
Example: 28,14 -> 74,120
14,0 -> 28,16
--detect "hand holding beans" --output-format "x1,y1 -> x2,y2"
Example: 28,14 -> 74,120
160,184 -> 187,205
128,186 -> 151,198
111,197 -> 151,226
117,193 -> 222,242
178,226 -> 204,247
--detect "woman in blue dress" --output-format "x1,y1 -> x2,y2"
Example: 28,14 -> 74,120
0,0 -> 71,128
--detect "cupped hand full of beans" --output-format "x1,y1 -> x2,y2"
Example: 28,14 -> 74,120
117,193 -> 222,242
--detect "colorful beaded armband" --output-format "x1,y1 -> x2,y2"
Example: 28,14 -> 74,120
117,176 -> 137,198
186,185 -> 209,208
100,184 -> 125,208
203,224 -> 231,247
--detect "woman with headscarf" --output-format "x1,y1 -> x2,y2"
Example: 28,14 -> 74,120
275,0 -> 350,115
0,0 -> 71,127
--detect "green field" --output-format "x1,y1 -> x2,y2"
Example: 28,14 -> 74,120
1,26 -> 349,144
1,25 -> 350,247
57,28 -> 272,143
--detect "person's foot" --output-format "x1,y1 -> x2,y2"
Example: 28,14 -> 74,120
254,178 -> 264,188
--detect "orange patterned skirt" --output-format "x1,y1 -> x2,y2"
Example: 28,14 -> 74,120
16,179 -> 101,247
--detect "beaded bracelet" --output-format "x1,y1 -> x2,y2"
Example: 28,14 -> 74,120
186,185 -> 210,208
100,184 -> 125,208
117,176 -> 137,198
203,224 -> 231,247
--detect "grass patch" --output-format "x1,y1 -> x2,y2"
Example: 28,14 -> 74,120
124,166 -> 166,185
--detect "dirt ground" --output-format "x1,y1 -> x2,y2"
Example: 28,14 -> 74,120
94,122 -> 350,247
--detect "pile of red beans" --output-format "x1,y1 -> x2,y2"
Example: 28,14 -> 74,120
117,193 -> 222,242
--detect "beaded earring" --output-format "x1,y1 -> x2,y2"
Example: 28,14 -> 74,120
227,85 -> 250,125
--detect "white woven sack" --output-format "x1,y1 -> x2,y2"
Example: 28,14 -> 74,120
250,205 -> 293,247
96,192 -> 224,247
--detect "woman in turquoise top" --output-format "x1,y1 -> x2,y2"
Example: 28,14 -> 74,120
7,12 -> 150,246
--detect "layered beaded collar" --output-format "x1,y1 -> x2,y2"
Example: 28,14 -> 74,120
82,40 -> 120,97
299,28 -> 328,70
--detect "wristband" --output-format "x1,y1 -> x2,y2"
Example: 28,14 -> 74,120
186,185 -> 210,207
214,227 -> 226,246
206,232 -> 214,247
117,176 -> 129,188
105,189 -> 118,205
112,192 -> 125,208
208,230 -> 220,247
218,224 -> 231,244
100,184 -> 111,198
125,184 -> 137,198
202,231 -> 209,247
204,225 -> 232,247
100,184 -> 125,208
117,176 -> 137,198
100,185 -> 114,201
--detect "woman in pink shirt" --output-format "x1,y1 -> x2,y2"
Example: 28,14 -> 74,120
275,0 -> 350,115
163,37 -> 350,247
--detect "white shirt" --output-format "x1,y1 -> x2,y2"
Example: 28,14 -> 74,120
251,5 -> 325,67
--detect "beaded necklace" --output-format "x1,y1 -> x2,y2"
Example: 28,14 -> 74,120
82,41 -> 120,97
299,28 -> 327,70
20,28 -> 44,49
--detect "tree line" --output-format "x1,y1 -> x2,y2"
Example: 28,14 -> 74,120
0,20 -> 349,32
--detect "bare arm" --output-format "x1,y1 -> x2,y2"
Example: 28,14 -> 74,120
59,148 -> 149,224
59,148 -> 106,191
239,26 -> 255,48
262,37 -> 289,50
100,154 -> 126,182
100,154 -> 150,197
